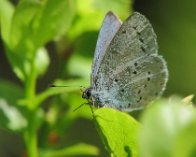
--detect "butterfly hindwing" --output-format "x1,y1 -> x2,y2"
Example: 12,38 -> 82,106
103,55 -> 168,111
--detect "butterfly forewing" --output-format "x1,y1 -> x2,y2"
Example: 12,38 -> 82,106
91,11 -> 122,87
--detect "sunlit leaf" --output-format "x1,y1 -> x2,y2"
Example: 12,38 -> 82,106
94,108 -> 140,157
0,0 -> 14,44
35,47 -> 49,76
3,0 -> 75,81
68,0 -> 131,40
93,0 -> 132,19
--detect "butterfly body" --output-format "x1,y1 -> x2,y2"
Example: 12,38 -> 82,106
82,11 -> 168,112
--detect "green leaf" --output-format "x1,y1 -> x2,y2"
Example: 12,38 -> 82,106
0,80 -> 23,107
68,0 -> 131,40
10,0 -> 76,49
35,47 -> 49,76
0,98 -> 27,131
94,108 -> 140,157
0,0 -> 14,44
0,80 -> 27,131
93,0 -> 132,19
3,0 -> 75,81
6,0 -> 42,80
139,97 -> 196,157
9,0 -> 41,51
41,143 -> 99,157
173,119 -> 196,157
32,0 -> 76,48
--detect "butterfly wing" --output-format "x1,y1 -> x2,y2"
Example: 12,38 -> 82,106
94,12 -> 168,111
91,11 -> 122,88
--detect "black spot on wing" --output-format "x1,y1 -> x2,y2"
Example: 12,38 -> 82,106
115,79 -> 118,82
139,38 -> 144,43
141,46 -> 145,52
133,70 -> 137,74
137,31 -> 141,35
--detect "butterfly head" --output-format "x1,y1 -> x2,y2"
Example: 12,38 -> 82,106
82,87 -> 92,100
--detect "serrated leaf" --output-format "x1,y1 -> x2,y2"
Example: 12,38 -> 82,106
94,108 -> 140,157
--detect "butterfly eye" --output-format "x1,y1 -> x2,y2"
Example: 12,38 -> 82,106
82,88 -> 92,99
86,89 -> 91,98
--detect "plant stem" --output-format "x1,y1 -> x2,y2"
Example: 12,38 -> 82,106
25,61 -> 37,109
24,111 -> 38,157
24,61 -> 38,157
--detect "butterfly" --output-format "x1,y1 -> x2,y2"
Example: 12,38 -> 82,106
82,11 -> 168,112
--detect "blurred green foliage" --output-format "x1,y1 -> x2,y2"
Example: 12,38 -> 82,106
0,0 -> 196,157
139,97 -> 196,157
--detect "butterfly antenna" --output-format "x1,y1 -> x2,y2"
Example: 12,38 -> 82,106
48,84 -> 83,88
